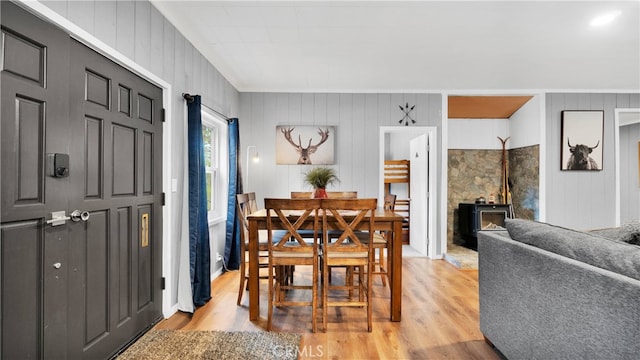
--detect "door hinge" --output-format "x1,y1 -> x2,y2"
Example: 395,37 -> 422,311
161,277 -> 166,290
161,192 -> 166,206
161,108 -> 166,122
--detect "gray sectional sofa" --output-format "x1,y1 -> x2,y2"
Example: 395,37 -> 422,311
478,219 -> 640,360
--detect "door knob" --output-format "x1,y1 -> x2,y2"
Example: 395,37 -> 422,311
70,210 -> 90,222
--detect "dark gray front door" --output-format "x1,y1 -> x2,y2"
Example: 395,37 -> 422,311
1,2 -> 163,359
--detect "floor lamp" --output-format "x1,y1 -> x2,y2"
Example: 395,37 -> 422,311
245,145 -> 259,190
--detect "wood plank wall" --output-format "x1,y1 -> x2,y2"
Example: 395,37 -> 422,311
545,93 -> 640,230
239,92 -> 442,199
239,92 -> 443,251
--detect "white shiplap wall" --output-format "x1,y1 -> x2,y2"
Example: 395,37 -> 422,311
545,93 -> 640,230
239,92 -> 445,253
32,0 -> 240,314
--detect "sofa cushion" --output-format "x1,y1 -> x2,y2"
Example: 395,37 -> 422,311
590,221 -> 640,246
505,218 -> 640,281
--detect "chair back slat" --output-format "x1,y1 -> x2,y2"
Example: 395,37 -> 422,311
236,193 -> 252,249
322,198 -> 377,254
264,198 -> 322,252
247,192 -> 260,213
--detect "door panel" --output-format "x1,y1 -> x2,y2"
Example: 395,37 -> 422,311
112,124 -> 137,196
14,96 -> 45,203
0,221 -> 41,359
1,2 -> 162,358
1,28 -> 45,86
116,206 -> 132,323
85,116 -> 104,199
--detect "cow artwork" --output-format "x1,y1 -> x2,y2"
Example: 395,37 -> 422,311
560,110 -> 604,171
566,139 -> 600,170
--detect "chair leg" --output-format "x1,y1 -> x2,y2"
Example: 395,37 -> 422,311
379,247 -> 387,287
268,264 -> 274,331
355,265 -> 361,303
323,261 -> 329,332
312,257 -> 318,333
367,262 -> 373,332
237,255 -> 246,306
288,265 -> 295,285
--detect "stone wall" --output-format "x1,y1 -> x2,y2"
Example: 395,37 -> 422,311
448,149 -> 503,245
448,145 -> 539,246
509,145 -> 539,221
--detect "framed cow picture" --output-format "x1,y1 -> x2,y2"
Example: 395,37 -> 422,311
561,110 -> 604,171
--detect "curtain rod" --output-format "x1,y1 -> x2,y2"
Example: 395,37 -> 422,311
182,92 -> 233,123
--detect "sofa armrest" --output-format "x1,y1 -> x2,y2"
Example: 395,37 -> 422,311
478,231 -> 640,360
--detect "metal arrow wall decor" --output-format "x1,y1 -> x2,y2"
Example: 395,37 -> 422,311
398,102 -> 416,126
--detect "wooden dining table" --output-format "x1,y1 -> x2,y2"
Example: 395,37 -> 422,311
246,207 -> 404,322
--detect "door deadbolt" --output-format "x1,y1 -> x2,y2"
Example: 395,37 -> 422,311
47,153 -> 70,178
70,210 -> 90,222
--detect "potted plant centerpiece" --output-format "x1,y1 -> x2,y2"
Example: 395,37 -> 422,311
303,167 -> 340,198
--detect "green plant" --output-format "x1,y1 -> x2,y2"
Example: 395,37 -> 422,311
303,167 -> 340,189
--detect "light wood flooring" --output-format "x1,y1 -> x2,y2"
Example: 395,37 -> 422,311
155,258 -> 500,359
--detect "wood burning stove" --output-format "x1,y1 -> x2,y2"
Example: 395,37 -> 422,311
458,203 -> 512,250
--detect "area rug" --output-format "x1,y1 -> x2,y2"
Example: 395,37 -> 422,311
443,245 -> 478,270
116,329 -> 302,360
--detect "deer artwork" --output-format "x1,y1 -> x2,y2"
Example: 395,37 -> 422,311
281,127 -> 330,164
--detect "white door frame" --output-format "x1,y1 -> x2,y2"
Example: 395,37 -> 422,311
18,1 -> 175,318
379,126 -> 438,258
614,108 -> 640,226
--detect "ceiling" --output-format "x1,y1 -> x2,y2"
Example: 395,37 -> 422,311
151,1 -> 640,94
448,95 -> 533,118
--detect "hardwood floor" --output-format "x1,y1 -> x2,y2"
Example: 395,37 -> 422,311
154,258 -> 500,359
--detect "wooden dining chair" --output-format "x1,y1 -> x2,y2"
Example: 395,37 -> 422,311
236,193 -> 272,306
321,198 -> 377,332
369,193 -> 396,287
264,198 -> 322,333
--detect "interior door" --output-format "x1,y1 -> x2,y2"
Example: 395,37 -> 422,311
1,3 -> 163,359
409,134 -> 428,255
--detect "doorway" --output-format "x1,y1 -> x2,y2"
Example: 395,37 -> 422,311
1,3 -> 163,358
379,126 -> 437,257
615,108 -> 640,225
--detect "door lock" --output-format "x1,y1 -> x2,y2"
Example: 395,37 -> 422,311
70,210 -> 90,222
47,153 -> 70,178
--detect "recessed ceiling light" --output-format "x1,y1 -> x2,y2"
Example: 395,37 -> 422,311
590,10 -> 622,27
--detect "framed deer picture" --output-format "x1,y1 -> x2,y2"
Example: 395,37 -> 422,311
276,126 -> 335,165
560,110 -> 604,171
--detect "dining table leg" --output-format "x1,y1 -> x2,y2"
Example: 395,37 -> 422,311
248,219 -> 260,321
390,218 -> 402,321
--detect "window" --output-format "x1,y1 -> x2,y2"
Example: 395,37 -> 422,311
202,109 -> 228,223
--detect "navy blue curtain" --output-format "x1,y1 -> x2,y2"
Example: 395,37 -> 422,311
187,95 -> 211,307
224,118 -> 242,270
